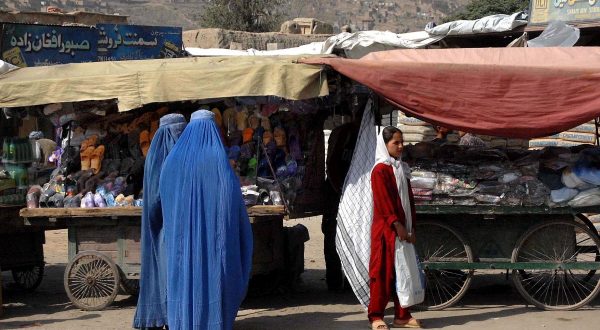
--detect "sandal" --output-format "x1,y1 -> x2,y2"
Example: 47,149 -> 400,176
80,146 -> 95,171
371,319 -> 389,330
90,145 -> 105,174
139,130 -> 151,158
392,318 -> 422,328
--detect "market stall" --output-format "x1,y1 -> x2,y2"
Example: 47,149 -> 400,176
0,56 -> 347,310
302,47 -> 600,311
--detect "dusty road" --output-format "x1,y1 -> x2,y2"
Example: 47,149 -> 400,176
1,217 -> 599,330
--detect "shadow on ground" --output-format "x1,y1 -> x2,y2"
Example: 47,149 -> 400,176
1,263 -> 137,328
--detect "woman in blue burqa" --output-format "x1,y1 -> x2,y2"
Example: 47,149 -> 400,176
160,109 -> 253,330
134,113 -> 187,329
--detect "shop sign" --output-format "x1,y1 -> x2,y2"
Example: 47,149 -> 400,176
96,24 -> 182,61
0,23 -> 98,67
530,0 -> 600,25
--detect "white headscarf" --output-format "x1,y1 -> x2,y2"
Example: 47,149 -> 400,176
373,127 -> 413,232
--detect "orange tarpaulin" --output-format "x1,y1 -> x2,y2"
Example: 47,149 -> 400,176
301,47 -> 600,139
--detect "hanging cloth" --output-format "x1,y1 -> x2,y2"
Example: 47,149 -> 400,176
335,102 -> 377,307
160,109 -> 253,330
134,113 -> 187,328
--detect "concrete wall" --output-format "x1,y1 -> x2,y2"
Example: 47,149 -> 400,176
183,28 -> 331,51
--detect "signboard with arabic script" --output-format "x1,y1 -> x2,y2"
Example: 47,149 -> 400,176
0,23 -> 98,67
530,0 -> 600,25
96,24 -> 182,61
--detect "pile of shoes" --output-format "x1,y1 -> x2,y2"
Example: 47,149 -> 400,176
222,105 -> 312,208
28,168 -> 142,209
25,107 -> 169,209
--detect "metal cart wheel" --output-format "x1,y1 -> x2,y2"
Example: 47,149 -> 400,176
512,219 -> 600,310
120,279 -> 140,296
64,251 -> 120,311
414,220 -> 474,310
12,263 -> 45,292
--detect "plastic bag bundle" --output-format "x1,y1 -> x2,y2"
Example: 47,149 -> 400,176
574,148 -> 600,186
410,176 -> 437,190
562,167 -> 594,190
551,187 -> 579,204
475,194 -> 502,204
569,188 -> 600,207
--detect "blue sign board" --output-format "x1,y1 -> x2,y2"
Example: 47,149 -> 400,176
96,24 -> 182,61
1,23 -> 98,67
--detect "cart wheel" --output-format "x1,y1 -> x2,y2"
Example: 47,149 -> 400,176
12,263 -> 44,292
120,279 -> 140,296
512,219 -> 600,310
64,251 -> 120,311
414,220 -> 474,310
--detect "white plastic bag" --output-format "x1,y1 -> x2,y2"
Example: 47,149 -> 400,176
395,238 -> 425,307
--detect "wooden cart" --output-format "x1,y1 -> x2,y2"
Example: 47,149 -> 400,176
0,206 -> 45,292
414,204 -> 600,311
20,205 -> 286,311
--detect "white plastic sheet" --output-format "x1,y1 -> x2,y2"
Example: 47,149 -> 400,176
426,12 -> 528,36
0,60 -> 17,74
185,42 -> 326,56
322,30 -> 443,59
528,21 -> 580,48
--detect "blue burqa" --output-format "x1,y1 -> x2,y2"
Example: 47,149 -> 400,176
160,110 -> 253,330
134,114 -> 187,328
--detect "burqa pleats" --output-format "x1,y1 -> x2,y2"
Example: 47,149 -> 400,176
134,114 -> 187,328
160,110 -> 253,330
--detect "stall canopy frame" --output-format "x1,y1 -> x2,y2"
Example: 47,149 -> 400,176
0,56 -> 329,112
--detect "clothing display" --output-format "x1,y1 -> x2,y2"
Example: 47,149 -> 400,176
134,114 -> 187,329
160,110 -> 253,330
404,143 -> 600,207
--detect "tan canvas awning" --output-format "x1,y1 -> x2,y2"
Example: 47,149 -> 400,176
0,56 -> 329,112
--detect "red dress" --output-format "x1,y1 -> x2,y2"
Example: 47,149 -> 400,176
368,163 -> 417,322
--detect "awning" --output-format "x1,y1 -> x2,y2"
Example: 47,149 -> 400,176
0,56 -> 328,112
301,47 -> 600,138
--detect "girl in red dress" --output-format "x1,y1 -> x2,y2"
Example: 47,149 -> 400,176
369,126 -> 421,330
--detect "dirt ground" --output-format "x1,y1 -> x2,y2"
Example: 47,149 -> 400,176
2,217 -> 600,330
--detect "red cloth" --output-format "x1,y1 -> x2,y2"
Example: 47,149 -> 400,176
301,48 -> 600,139
368,163 -> 415,322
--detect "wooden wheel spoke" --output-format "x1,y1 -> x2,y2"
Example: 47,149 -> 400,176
65,252 -> 120,311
